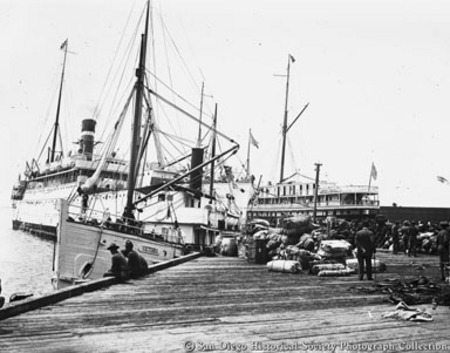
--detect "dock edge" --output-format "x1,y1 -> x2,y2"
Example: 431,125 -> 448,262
0,252 -> 202,321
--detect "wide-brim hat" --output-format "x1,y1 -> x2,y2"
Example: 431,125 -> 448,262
107,243 -> 119,250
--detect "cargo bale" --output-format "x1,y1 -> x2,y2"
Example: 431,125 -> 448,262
253,230 -> 269,240
281,215 -> 312,230
311,263 -> 346,275
267,260 -> 302,273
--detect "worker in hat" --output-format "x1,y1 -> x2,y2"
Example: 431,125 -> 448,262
104,243 -> 129,280
122,240 -> 148,278
355,221 -> 376,280
437,222 -> 450,281
407,221 -> 418,257
391,221 -> 400,255
400,221 -> 410,254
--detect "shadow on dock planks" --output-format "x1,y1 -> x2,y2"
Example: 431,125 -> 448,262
0,251 -> 449,353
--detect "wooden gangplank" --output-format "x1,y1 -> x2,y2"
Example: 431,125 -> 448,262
0,252 -> 449,353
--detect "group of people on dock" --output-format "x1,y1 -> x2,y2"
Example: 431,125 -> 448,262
104,240 -> 149,280
326,217 -> 450,281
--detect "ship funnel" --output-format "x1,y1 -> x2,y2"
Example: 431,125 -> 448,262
190,147 -> 204,191
80,118 -> 96,161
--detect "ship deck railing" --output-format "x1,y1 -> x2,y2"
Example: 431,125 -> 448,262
66,204 -> 184,246
254,201 -> 380,209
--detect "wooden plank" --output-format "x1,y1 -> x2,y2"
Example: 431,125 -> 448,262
0,252 -> 448,353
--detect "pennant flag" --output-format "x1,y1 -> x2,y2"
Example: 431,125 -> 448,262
289,54 -> 296,63
437,176 -> 449,184
249,130 -> 259,148
60,39 -> 68,50
370,163 -> 377,180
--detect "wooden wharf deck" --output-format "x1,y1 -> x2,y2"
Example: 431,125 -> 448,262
0,251 -> 449,353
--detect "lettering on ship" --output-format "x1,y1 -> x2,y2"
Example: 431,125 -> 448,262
140,245 -> 159,255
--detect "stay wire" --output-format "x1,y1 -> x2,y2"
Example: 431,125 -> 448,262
97,8 -> 144,144
93,0 -> 138,118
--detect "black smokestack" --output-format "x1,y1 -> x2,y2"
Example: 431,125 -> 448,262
81,118 -> 96,161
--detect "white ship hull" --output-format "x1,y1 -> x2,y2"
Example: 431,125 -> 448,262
12,182 -> 78,237
12,182 -> 130,238
54,199 -> 185,286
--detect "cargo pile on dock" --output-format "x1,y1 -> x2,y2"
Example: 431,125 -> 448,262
243,217 -> 387,276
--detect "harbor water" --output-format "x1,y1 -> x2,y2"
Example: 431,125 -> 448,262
0,204 -> 54,303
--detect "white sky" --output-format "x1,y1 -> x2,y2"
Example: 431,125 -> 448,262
2,0 -> 450,207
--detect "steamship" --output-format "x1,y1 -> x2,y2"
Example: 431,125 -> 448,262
247,176 -> 380,225
11,117 -> 129,238
246,54 -> 380,225
50,1 -> 249,284
12,1 -> 243,258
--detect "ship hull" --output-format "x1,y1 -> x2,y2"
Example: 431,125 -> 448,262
12,219 -> 56,240
54,199 -> 185,286
12,183 -> 132,240
12,182 -> 78,239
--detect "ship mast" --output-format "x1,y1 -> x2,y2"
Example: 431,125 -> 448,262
126,2 -> 150,215
278,54 -> 309,183
197,82 -> 205,146
209,104 -> 218,203
279,54 -> 293,183
50,39 -> 69,163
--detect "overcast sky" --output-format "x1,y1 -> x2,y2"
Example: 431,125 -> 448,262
2,0 -> 450,207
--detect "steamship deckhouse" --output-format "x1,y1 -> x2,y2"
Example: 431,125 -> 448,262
11,118 -> 129,237
247,179 -> 380,225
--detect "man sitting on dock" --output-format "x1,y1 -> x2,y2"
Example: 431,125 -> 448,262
104,243 -> 129,281
122,240 -> 148,278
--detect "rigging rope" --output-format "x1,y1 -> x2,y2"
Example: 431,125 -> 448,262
97,8 -> 143,144
94,0 -> 139,120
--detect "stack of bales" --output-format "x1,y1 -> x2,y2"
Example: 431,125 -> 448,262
246,217 -> 389,277
309,239 -> 355,276
244,219 -> 272,263
279,216 -> 315,245
245,216 -> 320,269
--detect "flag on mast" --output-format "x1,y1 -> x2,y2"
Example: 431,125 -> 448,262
370,163 -> 377,180
249,130 -> 259,148
60,39 -> 68,50
289,54 -> 296,63
437,175 -> 449,184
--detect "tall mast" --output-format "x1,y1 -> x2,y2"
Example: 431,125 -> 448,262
50,39 -> 68,163
280,54 -> 293,183
209,104 -> 218,203
246,129 -> 251,179
312,162 -> 322,222
126,2 -> 150,213
197,82 -> 205,146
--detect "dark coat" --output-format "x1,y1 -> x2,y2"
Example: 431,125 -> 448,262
110,252 -> 129,279
355,227 -> 375,257
437,229 -> 450,263
126,250 -> 149,277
